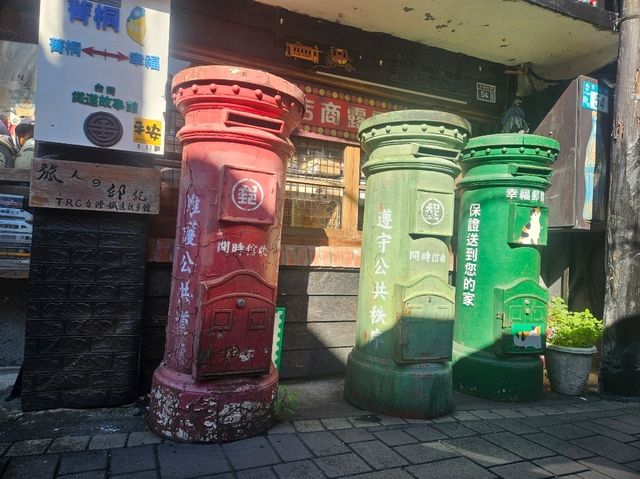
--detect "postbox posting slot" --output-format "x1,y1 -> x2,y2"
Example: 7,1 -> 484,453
412,144 -> 460,159
493,279 -> 547,357
394,276 -> 454,364
508,164 -> 553,178
224,109 -> 285,135
193,270 -> 276,380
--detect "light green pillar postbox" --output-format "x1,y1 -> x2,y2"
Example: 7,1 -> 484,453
344,110 -> 471,418
452,133 -> 559,401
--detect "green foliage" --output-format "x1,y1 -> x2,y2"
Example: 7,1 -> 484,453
547,297 -> 603,348
274,385 -> 298,421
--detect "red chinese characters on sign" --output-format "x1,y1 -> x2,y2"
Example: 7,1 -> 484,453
295,82 -> 408,142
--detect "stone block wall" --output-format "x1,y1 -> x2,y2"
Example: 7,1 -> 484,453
138,261 -> 360,393
21,209 -> 148,411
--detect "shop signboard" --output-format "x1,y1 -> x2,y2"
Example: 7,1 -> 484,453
29,157 -> 160,214
35,0 -> 170,155
295,81 -> 409,143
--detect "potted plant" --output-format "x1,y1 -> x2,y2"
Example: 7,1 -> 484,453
545,297 -> 604,395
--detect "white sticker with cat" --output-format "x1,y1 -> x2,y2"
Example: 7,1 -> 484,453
513,325 -> 542,349
517,207 -> 542,245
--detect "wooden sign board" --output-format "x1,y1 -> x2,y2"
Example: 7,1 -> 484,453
29,158 -> 160,215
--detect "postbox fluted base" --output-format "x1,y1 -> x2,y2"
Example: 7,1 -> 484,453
147,364 -> 278,443
344,348 -> 452,419
452,342 -> 543,402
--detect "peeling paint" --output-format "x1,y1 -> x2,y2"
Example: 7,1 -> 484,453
239,349 -> 256,362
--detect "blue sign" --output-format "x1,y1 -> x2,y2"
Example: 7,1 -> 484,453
582,80 -> 609,114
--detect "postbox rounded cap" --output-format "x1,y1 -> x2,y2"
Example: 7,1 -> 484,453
172,65 -> 305,106
358,109 -> 471,138
464,133 -> 559,153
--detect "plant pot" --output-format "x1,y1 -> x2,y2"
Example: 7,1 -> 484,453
545,343 -> 597,395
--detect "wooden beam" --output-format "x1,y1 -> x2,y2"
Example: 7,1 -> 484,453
0,168 -> 31,184
341,146 -> 362,232
600,0 -> 640,397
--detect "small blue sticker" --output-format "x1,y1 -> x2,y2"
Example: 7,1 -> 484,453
582,80 -> 609,113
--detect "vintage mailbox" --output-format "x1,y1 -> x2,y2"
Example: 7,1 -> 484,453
148,66 -> 304,443
344,110 -> 471,418
452,133 -> 558,402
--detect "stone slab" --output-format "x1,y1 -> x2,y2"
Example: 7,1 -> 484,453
272,459 -> 325,479
47,436 -> 90,454
574,420 -> 638,443
109,445 -> 156,475
489,461 -> 552,479
394,441 -> 459,464
579,456 -> 640,479
523,432 -> 594,460
222,436 -> 280,470
157,443 -> 230,479
349,468 -> 414,479
2,454 -> 59,479
350,440 -> 409,469
463,420 -> 506,435
126,431 -> 162,447
268,434 -> 313,462
5,439 -> 51,456
571,435 -> 640,463
490,419 -> 537,435
320,418 -> 352,430
58,450 -> 108,475
430,422 -> 477,438
299,431 -> 350,456
88,434 -> 127,450
314,452 -> 372,478
372,429 -> 417,446
404,425 -> 447,442
332,428 -> 376,444
407,456 -> 497,479
293,420 -> 325,433
444,436 -> 521,467
236,466 -> 278,479
533,455 -> 589,476
483,432 -> 554,459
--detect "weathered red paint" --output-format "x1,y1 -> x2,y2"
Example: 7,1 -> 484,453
147,66 -> 304,443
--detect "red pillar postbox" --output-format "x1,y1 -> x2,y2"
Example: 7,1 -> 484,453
148,66 -> 304,442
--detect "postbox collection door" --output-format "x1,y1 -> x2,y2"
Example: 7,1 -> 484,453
396,293 -> 454,363
500,295 -> 547,355
193,271 -> 276,380
493,279 -> 548,356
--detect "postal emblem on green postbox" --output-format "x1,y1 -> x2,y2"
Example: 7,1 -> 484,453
411,189 -> 454,237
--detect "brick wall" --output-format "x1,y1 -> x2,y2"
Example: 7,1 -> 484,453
139,263 -> 170,393
22,209 -> 148,411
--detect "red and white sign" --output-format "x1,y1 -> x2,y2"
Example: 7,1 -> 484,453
294,81 -> 409,143
220,166 -> 276,224
231,179 -> 264,212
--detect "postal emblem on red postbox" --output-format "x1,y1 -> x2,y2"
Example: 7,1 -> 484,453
220,166 -> 276,224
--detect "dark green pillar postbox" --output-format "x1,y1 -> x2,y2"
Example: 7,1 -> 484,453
452,133 -> 559,401
344,110 -> 470,418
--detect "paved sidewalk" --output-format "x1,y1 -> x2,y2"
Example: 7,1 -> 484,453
1,378 -> 640,478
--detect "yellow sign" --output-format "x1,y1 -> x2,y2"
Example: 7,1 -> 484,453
285,42 -> 320,64
133,117 -> 163,146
